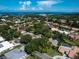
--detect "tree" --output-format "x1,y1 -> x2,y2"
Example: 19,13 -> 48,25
21,34 -> 32,44
24,37 -> 50,54
13,31 -> 21,38
34,22 -> 50,36
0,28 -> 21,41
24,40 -> 38,54
1,30 -> 13,41
43,31 -> 53,38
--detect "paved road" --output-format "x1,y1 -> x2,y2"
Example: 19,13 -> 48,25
34,51 -> 53,59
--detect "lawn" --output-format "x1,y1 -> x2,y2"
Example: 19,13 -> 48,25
64,39 -> 79,46
47,48 -> 60,57
26,55 -> 41,59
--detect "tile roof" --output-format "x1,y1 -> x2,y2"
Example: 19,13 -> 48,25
58,46 -> 79,58
69,33 -> 79,40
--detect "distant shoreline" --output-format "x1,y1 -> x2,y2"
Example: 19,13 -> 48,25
0,12 -> 79,15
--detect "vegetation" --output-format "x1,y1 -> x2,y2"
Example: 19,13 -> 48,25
26,54 -> 41,59
21,34 -> 32,44
63,38 -> 79,46
47,14 -> 79,28
47,48 -> 60,56
0,14 -> 79,58
0,25 -> 21,40
24,37 -> 50,54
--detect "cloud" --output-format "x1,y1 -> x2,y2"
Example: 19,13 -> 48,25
18,0 -> 63,11
19,1 -> 32,10
19,1 -> 31,6
37,0 -> 60,7
32,7 -> 43,11
19,4 -> 27,10
35,0 -> 63,11
26,1 -> 32,6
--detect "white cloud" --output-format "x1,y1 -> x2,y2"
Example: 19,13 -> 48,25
36,0 -> 63,11
26,1 -> 32,6
19,5 -> 27,10
19,1 -> 31,6
37,0 -> 62,7
32,7 -> 43,11
19,1 -> 32,10
18,0 -> 63,11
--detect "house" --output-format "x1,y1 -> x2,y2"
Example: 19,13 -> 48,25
21,30 -> 27,35
0,36 -> 5,42
1,19 -> 6,21
69,33 -> 79,40
0,41 -> 14,53
15,20 -> 21,24
58,46 -> 79,58
5,47 -> 28,59
60,19 -> 67,24
21,32 -> 42,39
49,38 -> 59,47
51,28 -> 58,31
58,30 -> 69,35
32,34 -> 42,39
51,28 -> 70,35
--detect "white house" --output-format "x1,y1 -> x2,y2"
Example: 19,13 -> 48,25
0,41 -> 14,53
0,36 -> 5,42
21,30 -> 27,35
1,19 -> 6,21
51,28 -> 58,31
51,28 -> 70,35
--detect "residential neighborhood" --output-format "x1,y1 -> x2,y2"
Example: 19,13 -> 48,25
0,14 -> 79,59
0,0 -> 79,58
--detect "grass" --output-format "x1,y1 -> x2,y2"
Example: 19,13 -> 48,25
14,45 -> 22,49
47,48 -> 60,57
64,39 -> 79,46
26,55 -> 41,59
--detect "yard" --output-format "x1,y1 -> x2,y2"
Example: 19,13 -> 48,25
63,39 -> 79,46
47,48 -> 60,57
26,55 -> 41,59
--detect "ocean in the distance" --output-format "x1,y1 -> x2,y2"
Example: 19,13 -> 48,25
0,12 -> 79,15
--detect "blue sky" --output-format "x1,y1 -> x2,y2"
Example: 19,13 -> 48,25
0,0 -> 79,12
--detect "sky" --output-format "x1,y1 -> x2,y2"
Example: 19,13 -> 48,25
0,0 -> 79,12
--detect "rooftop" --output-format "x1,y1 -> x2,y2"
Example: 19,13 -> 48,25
0,41 -> 14,53
58,46 -> 79,58
5,48 -> 28,59
0,36 -> 5,42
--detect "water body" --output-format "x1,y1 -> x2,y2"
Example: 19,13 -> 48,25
0,12 -> 79,16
